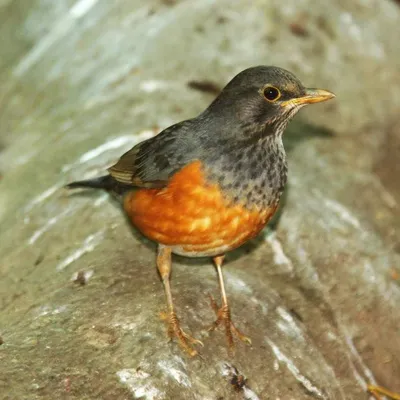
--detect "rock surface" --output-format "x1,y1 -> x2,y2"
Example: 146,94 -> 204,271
1,0 -> 400,399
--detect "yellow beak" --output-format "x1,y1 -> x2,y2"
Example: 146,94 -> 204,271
281,88 -> 335,107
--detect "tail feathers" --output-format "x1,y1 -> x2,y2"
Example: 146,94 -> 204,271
66,175 -> 115,191
66,175 -> 132,199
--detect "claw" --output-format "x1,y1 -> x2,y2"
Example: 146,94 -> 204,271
208,295 -> 251,352
161,311 -> 202,357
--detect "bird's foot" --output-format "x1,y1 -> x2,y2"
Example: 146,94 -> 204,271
208,295 -> 251,352
160,311 -> 203,357
367,384 -> 400,400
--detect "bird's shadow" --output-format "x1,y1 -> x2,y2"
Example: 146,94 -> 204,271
283,118 -> 335,153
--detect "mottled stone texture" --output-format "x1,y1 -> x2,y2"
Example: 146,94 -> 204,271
0,0 -> 399,399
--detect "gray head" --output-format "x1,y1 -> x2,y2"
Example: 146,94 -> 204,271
205,66 -> 335,135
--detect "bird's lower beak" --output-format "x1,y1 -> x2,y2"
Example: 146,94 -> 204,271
281,88 -> 335,107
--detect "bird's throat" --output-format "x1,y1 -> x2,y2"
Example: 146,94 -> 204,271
204,136 -> 287,210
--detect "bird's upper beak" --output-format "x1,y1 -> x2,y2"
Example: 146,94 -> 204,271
281,88 -> 335,107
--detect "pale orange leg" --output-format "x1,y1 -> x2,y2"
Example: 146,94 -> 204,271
367,384 -> 400,400
157,245 -> 203,356
209,255 -> 251,352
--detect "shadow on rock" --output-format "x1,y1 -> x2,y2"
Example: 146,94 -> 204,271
283,118 -> 335,153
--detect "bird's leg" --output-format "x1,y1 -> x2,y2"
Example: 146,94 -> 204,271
157,245 -> 203,356
209,255 -> 251,352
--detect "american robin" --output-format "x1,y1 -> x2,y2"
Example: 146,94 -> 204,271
67,66 -> 335,356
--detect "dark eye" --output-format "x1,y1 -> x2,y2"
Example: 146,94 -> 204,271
263,86 -> 281,102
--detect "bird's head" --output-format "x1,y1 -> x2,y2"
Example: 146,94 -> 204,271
207,66 -> 335,137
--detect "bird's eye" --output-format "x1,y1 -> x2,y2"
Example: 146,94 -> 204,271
263,86 -> 281,102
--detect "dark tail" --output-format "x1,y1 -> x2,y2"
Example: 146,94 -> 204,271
66,175 -> 132,200
66,175 -> 115,190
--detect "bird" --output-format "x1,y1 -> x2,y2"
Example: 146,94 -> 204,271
66,66 -> 335,356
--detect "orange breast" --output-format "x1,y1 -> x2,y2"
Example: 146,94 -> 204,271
124,161 -> 277,257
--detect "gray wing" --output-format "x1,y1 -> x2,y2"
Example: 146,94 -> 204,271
108,120 -> 197,188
